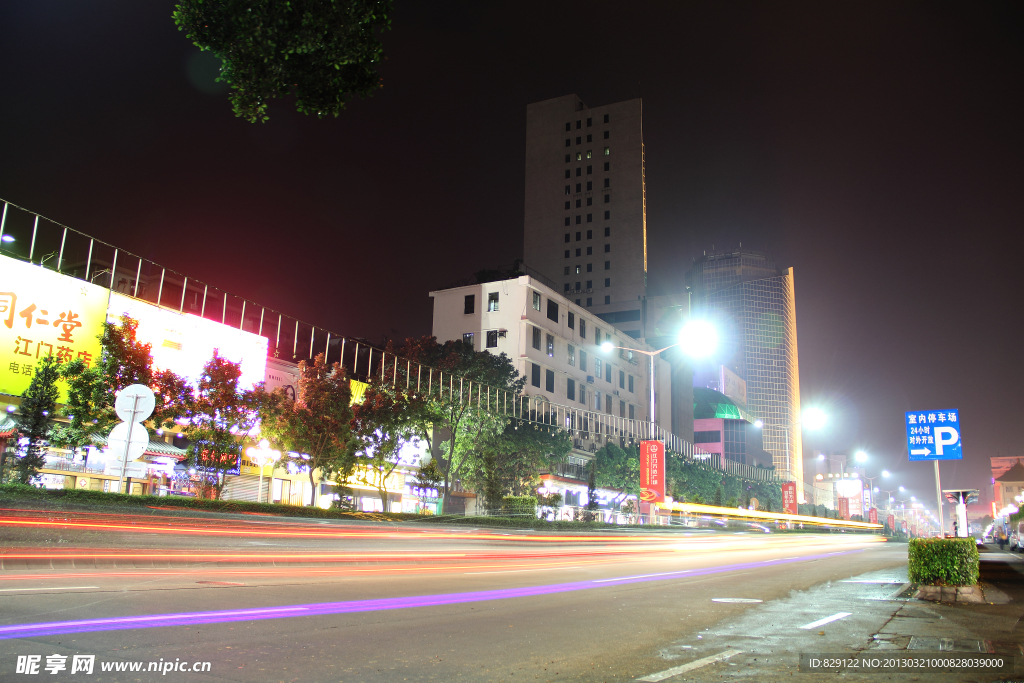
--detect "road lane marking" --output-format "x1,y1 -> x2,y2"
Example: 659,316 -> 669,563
0,586 -> 98,592
799,612 -> 852,629
464,567 -> 581,575
637,649 -> 743,682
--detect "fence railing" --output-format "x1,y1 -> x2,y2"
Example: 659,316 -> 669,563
0,198 -> 776,484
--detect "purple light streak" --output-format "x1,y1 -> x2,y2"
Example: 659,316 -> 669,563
0,550 -> 862,640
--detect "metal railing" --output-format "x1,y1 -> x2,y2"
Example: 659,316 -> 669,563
0,198 -> 776,484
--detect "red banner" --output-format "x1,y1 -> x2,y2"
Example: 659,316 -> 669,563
639,440 -> 665,503
782,481 -> 798,515
838,497 -> 850,520
888,514 -> 895,530
868,507 -> 878,525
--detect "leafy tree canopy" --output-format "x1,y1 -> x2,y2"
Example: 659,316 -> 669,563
173,0 -> 393,122
10,355 -> 61,483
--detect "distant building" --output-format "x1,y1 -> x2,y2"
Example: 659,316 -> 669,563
523,94 -> 647,338
686,249 -> 805,499
994,459 -> 1024,511
692,387 -> 771,467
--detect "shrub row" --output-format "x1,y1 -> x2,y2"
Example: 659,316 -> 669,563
907,537 -> 979,586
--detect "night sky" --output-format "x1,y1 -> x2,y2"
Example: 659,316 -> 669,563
1,2 -> 1021,509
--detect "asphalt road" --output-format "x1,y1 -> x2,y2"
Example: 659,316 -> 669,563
0,508 -> 909,682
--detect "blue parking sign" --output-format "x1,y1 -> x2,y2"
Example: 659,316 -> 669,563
906,409 -> 962,461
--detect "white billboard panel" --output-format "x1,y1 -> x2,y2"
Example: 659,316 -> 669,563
108,293 -> 268,390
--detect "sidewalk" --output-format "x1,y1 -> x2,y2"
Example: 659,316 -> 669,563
636,544 -> 1024,682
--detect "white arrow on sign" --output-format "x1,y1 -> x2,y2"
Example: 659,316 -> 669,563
911,448 -> 932,456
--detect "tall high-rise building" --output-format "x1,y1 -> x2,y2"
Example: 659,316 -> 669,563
523,94 -> 647,338
686,249 -> 805,498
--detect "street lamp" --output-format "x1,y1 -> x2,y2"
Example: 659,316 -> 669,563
600,320 -> 717,428
246,439 -> 281,504
803,407 -> 828,431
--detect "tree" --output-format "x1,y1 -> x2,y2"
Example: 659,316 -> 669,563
13,355 -> 61,484
379,337 -> 525,514
257,353 -> 355,507
591,442 -> 639,509
173,0 -> 393,123
351,380 -> 423,512
182,352 -> 260,499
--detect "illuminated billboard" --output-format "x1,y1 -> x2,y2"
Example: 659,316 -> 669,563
835,477 -> 864,518
107,292 -> 268,390
0,256 -> 109,399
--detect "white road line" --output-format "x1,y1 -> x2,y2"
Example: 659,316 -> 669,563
464,566 -> 581,575
637,649 -> 743,682
0,586 -> 99,592
799,612 -> 852,629
593,569 -> 691,583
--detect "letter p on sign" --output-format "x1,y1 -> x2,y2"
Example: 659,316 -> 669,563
934,426 -> 959,455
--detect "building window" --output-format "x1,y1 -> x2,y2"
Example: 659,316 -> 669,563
586,165 -> 592,174
576,215 -> 581,224
575,248 -> 581,257
575,265 -> 582,274
628,374 -> 634,392
565,218 -> 570,226
464,294 -> 475,314
605,295 -> 611,304
575,299 -> 580,305
567,378 -> 575,401
531,363 -> 541,387
604,261 -> 610,270
546,334 -> 555,357
565,139 -> 570,147
604,178 -> 610,188
604,130 -> 609,139
586,297 -> 592,306
619,370 -> 625,389
586,117 -> 592,126
595,358 -> 602,378
604,210 -> 610,219
605,394 -> 612,414
564,201 -> 570,210
567,312 -> 575,329
604,278 -> 610,287
487,292 -> 499,311
628,404 -> 635,420
565,185 -> 570,195
595,328 -> 601,344
545,369 -> 555,393
575,183 -> 581,193
586,134 -> 592,143
565,122 -> 571,131
532,292 -> 541,311
486,330 -> 498,348
605,226 -> 610,236
586,181 -> 592,191
565,169 -> 570,178
694,430 -> 722,444
605,363 -> 612,383
586,150 -> 592,159
580,349 -> 587,371
575,231 -> 581,240
580,319 -> 586,338
576,120 -> 581,129
586,229 -> 592,239
594,391 -> 602,411
604,195 -> 610,203
620,400 -> 626,417
567,344 -> 575,366
576,167 -> 582,176
575,199 -> 581,208
604,146 -> 610,155
579,385 -> 586,404
564,233 -> 570,243
604,161 -> 609,171
564,250 -> 570,258
603,114 -> 609,123
564,283 -> 571,293
587,214 -> 593,223
587,247 -> 593,255
586,197 -> 592,206
565,154 -> 570,163
463,332 -> 474,347
576,136 -> 581,145
532,326 -> 541,350
586,279 -> 592,288
575,281 -> 581,290
604,244 -> 611,253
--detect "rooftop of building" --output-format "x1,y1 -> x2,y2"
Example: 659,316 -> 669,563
693,386 -> 756,423
995,459 -> 1024,483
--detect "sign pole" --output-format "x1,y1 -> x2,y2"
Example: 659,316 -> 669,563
118,394 -> 140,495
934,460 -> 944,537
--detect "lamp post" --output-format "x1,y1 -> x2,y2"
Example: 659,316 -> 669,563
600,319 -> 717,428
246,439 -> 281,504
863,467 -> 889,508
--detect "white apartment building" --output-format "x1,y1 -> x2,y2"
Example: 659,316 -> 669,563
429,275 -> 672,480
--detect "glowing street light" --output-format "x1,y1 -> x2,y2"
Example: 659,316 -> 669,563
803,407 -> 828,431
855,451 -> 868,463
246,439 -> 281,504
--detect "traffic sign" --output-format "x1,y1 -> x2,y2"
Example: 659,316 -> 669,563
107,420 -> 150,462
115,384 -> 155,423
905,409 -> 961,461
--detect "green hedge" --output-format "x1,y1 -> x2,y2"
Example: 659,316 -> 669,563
501,495 -> 537,517
908,537 -> 979,586
0,483 -> 420,521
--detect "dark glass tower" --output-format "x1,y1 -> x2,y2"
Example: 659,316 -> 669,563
687,249 -> 805,498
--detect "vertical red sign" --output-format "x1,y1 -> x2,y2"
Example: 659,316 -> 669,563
838,497 -> 850,520
781,482 -> 798,515
639,440 -> 665,503
868,507 -> 878,525
887,514 -> 895,531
